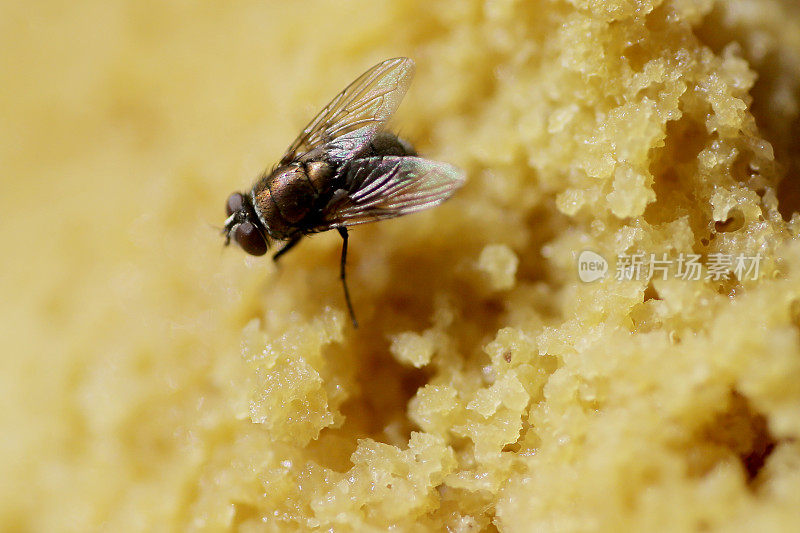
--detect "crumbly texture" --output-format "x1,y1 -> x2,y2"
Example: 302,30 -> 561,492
3,0 -> 800,531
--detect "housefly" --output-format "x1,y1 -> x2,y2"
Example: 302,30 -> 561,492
223,57 -> 465,327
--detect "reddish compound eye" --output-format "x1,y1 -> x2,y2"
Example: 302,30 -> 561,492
226,192 -> 245,216
233,221 -> 268,256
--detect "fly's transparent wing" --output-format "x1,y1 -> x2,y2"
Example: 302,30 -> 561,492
281,57 -> 415,164
317,156 -> 466,229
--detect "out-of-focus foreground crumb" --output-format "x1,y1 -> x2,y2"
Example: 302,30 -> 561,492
3,0 -> 800,531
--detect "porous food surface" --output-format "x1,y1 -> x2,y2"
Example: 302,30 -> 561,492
3,0 -> 800,531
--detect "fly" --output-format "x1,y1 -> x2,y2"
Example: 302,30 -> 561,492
223,57 -> 465,327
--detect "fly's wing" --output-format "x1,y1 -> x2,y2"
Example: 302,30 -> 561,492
280,57 -> 415,165
316,156 -> 466,229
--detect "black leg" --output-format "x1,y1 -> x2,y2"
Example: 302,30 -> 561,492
337,227 -> 358,328
272,235 -> 302,262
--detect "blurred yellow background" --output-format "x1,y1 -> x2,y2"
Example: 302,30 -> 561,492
3,0 -> 800,531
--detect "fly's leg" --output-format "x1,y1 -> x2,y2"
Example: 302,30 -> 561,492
272,235 -> 302,262
337,227 -> 358,328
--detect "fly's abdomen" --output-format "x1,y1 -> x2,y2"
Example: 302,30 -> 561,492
366,132 -> 416,157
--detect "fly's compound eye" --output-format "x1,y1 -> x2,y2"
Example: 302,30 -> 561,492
226,192 -> 245,216
234,221 -> 268,256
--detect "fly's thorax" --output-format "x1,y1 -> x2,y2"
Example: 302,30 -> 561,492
305,160 -> 335,193
251,161 -> 332,239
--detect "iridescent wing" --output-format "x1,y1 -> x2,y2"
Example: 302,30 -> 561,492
316,156 -> 466,229
280,57 -> 415,165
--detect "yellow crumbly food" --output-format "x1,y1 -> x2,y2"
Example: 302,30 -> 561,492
3,0 -> 800,530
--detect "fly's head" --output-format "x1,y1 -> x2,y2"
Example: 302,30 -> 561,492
223,192 -> 270,256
